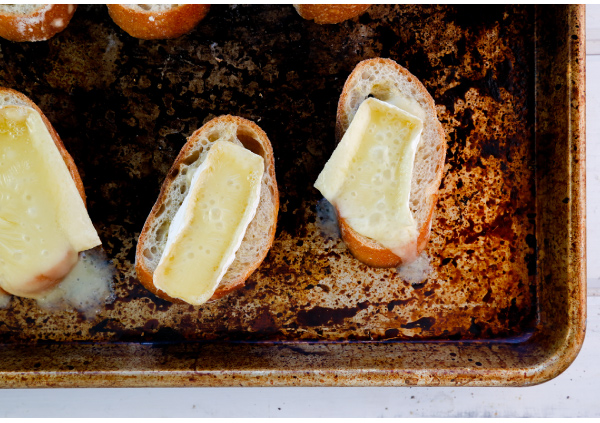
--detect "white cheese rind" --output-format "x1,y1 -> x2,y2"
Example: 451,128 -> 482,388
154,140 -> 264,305
315,97 -> 423,257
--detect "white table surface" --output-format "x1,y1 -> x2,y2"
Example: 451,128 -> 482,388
1,5 -> 599,418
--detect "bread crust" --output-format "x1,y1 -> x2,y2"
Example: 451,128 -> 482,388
0,87 -> 87,205
135,115 -> 278,303
294,4 -> 371,24
107,4 -> 210,40
334,58 -> 446,268
0,5 -> 77,42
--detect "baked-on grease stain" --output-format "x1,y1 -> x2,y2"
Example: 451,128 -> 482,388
296,302 -> 369,327
401,317 -> 436,331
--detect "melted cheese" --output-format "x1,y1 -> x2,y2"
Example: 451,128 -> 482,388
154,140 -> 264,305
0,106 -> 101,298
35,248 -> 115,318
314,97 -> 423,257
0,288 -> 11,309
386,93 -> 426,122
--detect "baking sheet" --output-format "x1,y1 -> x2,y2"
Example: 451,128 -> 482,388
0,4 -> 585,387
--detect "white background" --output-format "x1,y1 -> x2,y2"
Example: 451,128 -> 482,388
1,5 -> 600,418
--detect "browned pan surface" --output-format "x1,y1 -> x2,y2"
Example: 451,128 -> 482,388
0,5 -> 585,387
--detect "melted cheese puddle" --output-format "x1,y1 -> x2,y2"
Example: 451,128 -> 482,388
0,106 -> 100,298
0,248 -> 116,316
35,247 -> 116,318
155,140 -> 264,305
315,97 -> 423,258
0,288 -> 11,309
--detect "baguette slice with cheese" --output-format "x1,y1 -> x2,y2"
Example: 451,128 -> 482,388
316,58 -> 446,268
135,115 -> 278,304
0,88 -> 101,297
107,4 -> 210,40
0,4 -> 77,42
294,4 -> 371,24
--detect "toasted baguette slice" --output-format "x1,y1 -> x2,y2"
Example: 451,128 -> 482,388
294,4 -> 371,24
333,58 -> 446,267
0,4 -> 77,42
0,87 -> 100,297
107,4 -> 210,40
136,115 -> 279,303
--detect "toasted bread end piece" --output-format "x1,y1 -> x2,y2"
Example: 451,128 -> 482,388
334,58 -> 446,267
135,115 -> 278,304
294,4 -> 371,24
107,4 -> 210,40
0,4 -> 77,42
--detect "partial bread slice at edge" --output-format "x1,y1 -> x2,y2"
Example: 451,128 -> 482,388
135,115 -> 279,303
0,87 -> 95,297
106,4 -> 210,40
0,5 -> 77,42
335,58 -> 446,267
0,87 -> 86,204
293,4 -> 371,24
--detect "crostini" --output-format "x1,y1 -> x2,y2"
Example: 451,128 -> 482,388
315,58 -> 446,267
135,115 -> 278,305
0,88 -> 101,297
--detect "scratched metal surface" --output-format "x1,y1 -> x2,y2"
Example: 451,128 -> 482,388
0,5 -> 586,387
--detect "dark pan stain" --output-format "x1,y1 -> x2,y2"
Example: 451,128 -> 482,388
384,328 -> 400,338
296,302 -> 369,327
447,5 -> 506,29
387,298 -> 415,312
277,345 -> 329,356
251,308 -> 278,333
401,317 -> 436,331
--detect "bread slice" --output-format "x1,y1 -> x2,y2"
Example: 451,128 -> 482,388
0,4 -> 77,42
332,58 -> 446,267
0,87 -> 101,297
135,115 -> 279,303
106,4 -> 210,40
294,4 -> 371,24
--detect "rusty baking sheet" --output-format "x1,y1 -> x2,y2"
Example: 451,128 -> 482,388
0,4 -> 585,387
